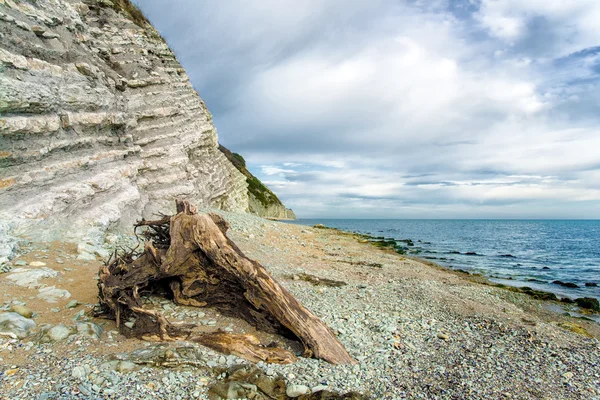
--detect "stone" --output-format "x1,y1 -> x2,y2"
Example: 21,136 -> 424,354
14,260 -> 27,266
66,300 -> 79,309
75,62 -> 95,77
29,261 -> 46,267
563,372 -> 574,380
15,20 -> 31,31
0,13 -> 15,23
116,361 -> 136,373
574,297 -> 600,311
0,312 -> 37,338
76,252 -> 96,261
31,26 -> 46,36
72,366 -> 87,379
48,324 -> 74,341
286,384 -> 310,397
552,280 -> 579,288
76,322 -> 103,339
37,286 -> 71,303
10,304 -> 33,318
437,333 -> 449,340
42,31 -> 60,39
6,268 -> 57,288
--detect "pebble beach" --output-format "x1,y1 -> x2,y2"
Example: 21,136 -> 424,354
1,210 -> 599,399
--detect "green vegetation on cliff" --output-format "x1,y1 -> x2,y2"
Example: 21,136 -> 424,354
218,145 -> 283,209
104,0 -> 150,28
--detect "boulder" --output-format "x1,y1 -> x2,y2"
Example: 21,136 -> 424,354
574,297 -> 600,312
0,312 -> 36,339
6,268 -> 57,288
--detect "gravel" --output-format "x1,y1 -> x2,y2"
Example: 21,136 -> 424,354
0,209 -> 599,399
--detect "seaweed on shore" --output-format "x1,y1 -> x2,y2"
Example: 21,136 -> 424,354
288,273 -> 347,288
340,260 -> 383,268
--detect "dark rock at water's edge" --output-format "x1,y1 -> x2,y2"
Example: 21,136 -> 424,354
527,278 -> 546,283
585,282 -> 598,287
574,297 -> 600,312
510,287 -> 559,302
448,251 -> 482,256
552,280 -> 579,288
542,267 -> 551,270
499,254 -> 516,258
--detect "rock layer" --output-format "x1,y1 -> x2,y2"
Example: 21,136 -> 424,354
0,0 -> 265,252
219,145 -> 296,219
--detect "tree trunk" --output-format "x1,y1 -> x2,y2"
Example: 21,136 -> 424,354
97,200 -> 355,365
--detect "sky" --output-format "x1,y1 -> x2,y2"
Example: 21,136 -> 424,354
135,0 -> 600,219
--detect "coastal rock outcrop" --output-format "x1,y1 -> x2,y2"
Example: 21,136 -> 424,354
219,145 -> 296,219
0,0 -> 290,259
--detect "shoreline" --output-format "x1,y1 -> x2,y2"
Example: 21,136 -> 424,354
1,211 -> 599,399
298,221 -> 600,323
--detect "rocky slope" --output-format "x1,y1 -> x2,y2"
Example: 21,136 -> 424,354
0,0 -> 290,262
219,145 -> 296,219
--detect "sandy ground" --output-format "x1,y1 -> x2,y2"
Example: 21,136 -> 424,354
0,215 -> 599,399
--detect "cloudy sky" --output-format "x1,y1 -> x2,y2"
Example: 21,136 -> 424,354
135,0 -> 600,219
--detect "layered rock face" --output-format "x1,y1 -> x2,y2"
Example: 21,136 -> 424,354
0,0 -> 255,252
219,145 -> 296,220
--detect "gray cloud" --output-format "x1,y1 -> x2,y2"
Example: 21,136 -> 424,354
135,0 -> 600,218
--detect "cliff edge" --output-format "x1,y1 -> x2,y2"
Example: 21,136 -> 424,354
0,0 -> 292,260
219,145 -> 296,220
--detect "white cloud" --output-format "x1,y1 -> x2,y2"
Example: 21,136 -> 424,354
137,0 -> 600,218
476,0 -> 600,54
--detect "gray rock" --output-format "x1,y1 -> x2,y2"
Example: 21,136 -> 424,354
286,384 -> 310,397
76,322 -> 103,339
76,252 -> 96,261
65,300 -> 79,309
48,324 -> 74,341
37,286 -> 71,303
15,20 -> 31,31
0,312 -> 37,338
72,366 -> 87,379
312,385 -> 329,392
14,260 -> 27,266
42,31 -> 60,39
116,361 -> 136,373
6,268 -> 57,288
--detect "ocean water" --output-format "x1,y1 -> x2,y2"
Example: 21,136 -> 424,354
286,219 -> 600,302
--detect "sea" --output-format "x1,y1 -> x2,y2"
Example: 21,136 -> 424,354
286,219 -> 600,303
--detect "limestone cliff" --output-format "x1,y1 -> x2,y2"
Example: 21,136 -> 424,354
0,0 -> 290,259
219,145 -> 296,220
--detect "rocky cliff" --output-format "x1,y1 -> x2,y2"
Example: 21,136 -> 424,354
0,0 -> 291,261
219,145 -> 296,220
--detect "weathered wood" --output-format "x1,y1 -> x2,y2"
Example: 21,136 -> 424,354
97,200 -> 355,364
192,332 -> 297,364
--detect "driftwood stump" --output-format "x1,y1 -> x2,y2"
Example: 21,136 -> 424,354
97,200 -> 355,365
